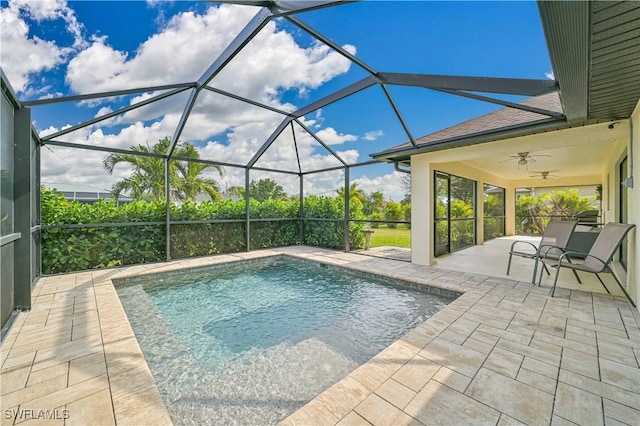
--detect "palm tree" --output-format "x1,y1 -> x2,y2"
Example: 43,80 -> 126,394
172,143 -> 223,202
336,182 -> 365,204
103,137 -> 223,202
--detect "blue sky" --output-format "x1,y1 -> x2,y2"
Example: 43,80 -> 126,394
0,0 -> 552,201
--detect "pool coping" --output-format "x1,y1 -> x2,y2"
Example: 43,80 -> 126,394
2,246 -> 639,425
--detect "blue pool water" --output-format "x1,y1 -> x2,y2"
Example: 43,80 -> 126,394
116,256 -> 453,425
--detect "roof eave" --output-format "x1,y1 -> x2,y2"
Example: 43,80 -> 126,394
371,118 -> 569,163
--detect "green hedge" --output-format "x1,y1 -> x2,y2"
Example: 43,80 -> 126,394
41,189 -> 365,274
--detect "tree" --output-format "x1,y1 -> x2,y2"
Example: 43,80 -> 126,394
362,190 -> 384,216
225,186 -> 245,200
384,200 -> 403,229
401,173 -> 411,204
249,179 -> 287,202
337,182 -> 365,204
103,137 -> 223,202
515,189 -> 599,235
173,142 -> 224,202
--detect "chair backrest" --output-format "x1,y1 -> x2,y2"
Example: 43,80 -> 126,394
540,220 -> 578,249
582,222 -> 636,271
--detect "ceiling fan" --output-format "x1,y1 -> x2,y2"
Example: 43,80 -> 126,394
501,152 -> 552,168
530,171 -> 559,181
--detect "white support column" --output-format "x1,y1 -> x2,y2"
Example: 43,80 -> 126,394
506,184 -> 517,236
411,155 -> 434,266
476,179 -> 485,245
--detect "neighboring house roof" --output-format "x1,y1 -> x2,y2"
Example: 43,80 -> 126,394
44,182 -> 132,202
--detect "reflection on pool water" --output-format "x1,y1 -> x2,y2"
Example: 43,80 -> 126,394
116,256 -> 453,425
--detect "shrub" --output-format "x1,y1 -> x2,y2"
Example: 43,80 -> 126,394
41,188 -> 364,273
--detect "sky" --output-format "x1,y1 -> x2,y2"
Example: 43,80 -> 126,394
0,0 -> 553,201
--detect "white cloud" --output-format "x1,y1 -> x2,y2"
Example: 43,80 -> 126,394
146,0 -> 172,7
39,114 -> 362,197
95,106 -> 113,117
64,4 -> 354,102
545,71 -> 555,80
315,127 -> 358,145
0,0 -> 85,93
354,171 -> 408,202
20,2 -> 385,198
61,3 -> 356,147
363,130 -> 383,141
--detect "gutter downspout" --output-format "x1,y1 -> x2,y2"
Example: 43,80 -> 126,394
394,162 -> 411,174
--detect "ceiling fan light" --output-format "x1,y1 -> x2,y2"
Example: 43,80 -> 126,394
518,159 -> 527,166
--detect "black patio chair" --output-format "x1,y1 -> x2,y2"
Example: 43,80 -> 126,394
538,222 -> 636,307
507,220 -> 578,284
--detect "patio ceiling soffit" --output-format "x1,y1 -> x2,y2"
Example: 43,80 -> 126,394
538,0 -> 589,124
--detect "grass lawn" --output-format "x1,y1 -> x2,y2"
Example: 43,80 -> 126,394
364,226 -> 411,248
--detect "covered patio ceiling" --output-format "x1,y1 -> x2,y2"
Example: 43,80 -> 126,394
414,121 -> 629,185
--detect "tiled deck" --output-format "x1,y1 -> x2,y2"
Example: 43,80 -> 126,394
1,246 -> 639,425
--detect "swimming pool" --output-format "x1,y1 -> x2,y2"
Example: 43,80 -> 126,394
116,256 -> 454,425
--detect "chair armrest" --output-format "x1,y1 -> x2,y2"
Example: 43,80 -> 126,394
509,240 -> 537,253
539,244 -> 565,257
557,252 -> 607,270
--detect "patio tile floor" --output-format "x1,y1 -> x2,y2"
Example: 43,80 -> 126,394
1,245 -> 639,425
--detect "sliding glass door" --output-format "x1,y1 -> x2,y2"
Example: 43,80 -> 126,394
483,184 -> 505,241
434,171 -> 476,256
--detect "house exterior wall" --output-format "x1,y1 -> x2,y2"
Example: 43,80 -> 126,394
599,101 -> 639,309
410,154 -> 514,266
410,156 -> 433,265
409,100 -> 639,311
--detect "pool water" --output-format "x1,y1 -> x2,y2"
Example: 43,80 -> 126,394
116,256 -> 453,425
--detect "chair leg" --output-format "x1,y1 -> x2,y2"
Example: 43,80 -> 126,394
595,273 -> 610,294
531,256 -> 539,285
571,269 -> 582,284
543,263 -> 551,276
609,269 -> 637,308
506,252 -> 513,276
538,262 -> 546,286
565,258 -> 583,284
550,266 -> 561,297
